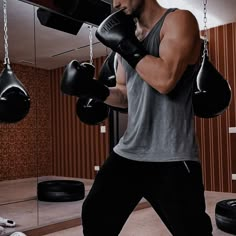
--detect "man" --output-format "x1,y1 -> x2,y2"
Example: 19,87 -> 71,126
81,0 -> 213,235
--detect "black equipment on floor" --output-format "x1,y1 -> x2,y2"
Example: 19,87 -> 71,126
37,180 -> 85,202
215,199 -> 236,235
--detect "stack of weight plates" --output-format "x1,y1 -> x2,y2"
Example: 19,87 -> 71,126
37,180 -> 85,202
215,199 -> 236,235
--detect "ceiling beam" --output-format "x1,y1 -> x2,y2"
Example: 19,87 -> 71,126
18,0 -> 112,26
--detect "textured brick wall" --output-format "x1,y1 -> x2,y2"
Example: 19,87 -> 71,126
0,63 -> 52,180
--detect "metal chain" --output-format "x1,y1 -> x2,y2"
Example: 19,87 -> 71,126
3,0 -> 10,64
88,25 -> 93,65
203,0 -> 208,56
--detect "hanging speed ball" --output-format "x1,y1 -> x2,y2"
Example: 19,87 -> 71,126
192,55 -> 231,118
0,64 -> 30,123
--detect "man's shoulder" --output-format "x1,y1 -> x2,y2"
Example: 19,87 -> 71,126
166,9 -> 197,24
162,8 -> 199,33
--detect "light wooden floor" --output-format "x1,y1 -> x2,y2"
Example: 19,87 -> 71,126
0,177 -> 235,236
43,191 -> 236,236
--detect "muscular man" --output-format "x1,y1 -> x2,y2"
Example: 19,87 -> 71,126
82,0 -> 213,235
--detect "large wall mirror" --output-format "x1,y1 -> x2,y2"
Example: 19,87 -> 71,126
0,0 -> 39,235
0,0 -> 112,235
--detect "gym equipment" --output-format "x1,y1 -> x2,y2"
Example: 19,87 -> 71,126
215,199 -> 236,234
192,55 -> 231,118
61,26 -> 110,101
0,216 -> 16,227
37,180 -> 85,202
96,9 -> 147,69
37,8 -> 83,35
61,25 -> 111,125
75,26 -> 110,125
0,0 -> 30,123
0,64 -> 31,123
61,59 -> 109,97
192,0 -> 231,118
76,97 -> 110,125
61,60 -> 109,101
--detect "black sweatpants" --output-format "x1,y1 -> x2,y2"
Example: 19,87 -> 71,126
82,151 -> 213,236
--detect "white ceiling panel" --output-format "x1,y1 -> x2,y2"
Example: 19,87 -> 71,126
0,0 -> 235,70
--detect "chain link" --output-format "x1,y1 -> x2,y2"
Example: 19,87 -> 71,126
203,0 -> 208,56
88,25 -> 93,65
3,0 -> 10,64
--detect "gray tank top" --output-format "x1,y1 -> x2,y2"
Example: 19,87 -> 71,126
114,8 -> 200,162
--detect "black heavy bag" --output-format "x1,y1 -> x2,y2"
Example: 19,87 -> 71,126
192,55 -> 231,118
76,97 -> 110,125
0,64 -> 30,123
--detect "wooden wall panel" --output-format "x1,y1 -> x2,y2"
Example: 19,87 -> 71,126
196,23 -> 236,192
1,22 -> 236,191
50,56 -> 110,179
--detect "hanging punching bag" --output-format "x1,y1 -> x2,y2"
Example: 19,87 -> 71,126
0,64 -> 31,123
192,55 -> 231,118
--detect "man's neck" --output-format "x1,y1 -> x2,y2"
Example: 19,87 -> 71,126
135,2 -> 167,40
137,2 -> 166,29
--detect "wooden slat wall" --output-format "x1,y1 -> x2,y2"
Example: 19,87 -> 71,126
196,23 -> 236,192
49,23 -> 236,190
50,56 -> 109,179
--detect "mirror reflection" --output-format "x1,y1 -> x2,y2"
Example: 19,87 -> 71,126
0,0 -> 110,235
0,0 -> 38,235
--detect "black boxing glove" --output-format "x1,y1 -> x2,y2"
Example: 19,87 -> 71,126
95,9 -> 147,69
76,96 -> 110,125
61,60 -> 110,101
